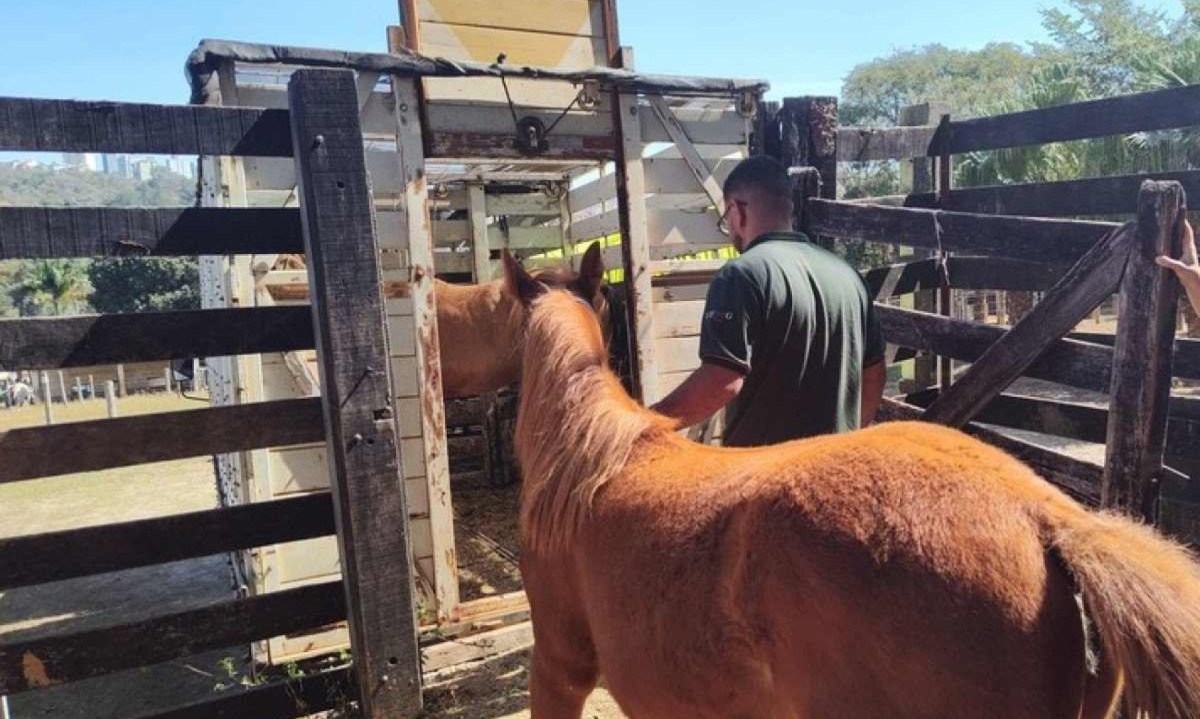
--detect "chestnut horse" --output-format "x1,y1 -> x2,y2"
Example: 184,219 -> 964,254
270,243 -> 605,398
514,288 -> 1200,719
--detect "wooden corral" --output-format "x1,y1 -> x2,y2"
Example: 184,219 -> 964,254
189,0 -> 763,670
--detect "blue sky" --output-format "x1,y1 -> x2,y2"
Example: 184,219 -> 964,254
0,0 -> 1185,104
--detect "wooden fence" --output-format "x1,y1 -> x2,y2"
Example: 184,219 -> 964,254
792,84 -> 1200,538
0,69 -> 421,717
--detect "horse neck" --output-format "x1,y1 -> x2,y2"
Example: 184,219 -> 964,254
516,294 -> 666,554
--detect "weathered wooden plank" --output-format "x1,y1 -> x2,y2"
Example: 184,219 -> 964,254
1102,181 -> 1184,517
640,105 -> 749,146
837,124 -> 939,162
468,183 -> 491,281
647,96 -> 726,214
416,0 -> 605,37
485,191 -> 562,217
0,492 -> 334,590
0,397 -> 323,483
0,306 -> 313,370
427,131 -> 616,161
570,207 -> 724,245
0,581 -> 344,693
877,304 -> 1113,394
129,667 -> 353,719
613,48 -> 659,402
1070,332 -> 1200,381
487,225 -> 564,250
906,170 -> 1200,218
944,256 -> 1068,292
922,223 -> 1133,427
862,259 -> 938,299
806,199 -> 1116,264
389,77 -> 460,622
941,84 -> 1200,155
289,68 -> 421,716
0,96 -> 292,157
780,97 -> 838,248
904,388 -> 1200,460
423,100 -> 611,137
0,207 -> 303,259
878,398 -> 1103,505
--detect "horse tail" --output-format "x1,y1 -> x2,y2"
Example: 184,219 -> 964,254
1049,507 -> 1200,719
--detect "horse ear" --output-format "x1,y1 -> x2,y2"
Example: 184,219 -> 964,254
577,242 -> 605,300
502,249 -> 541,305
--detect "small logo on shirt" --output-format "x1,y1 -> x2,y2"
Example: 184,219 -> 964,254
705,310 -> 735,322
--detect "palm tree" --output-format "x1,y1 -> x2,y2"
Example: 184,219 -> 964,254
9,260 -> 91,316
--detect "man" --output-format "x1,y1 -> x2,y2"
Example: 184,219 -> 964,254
652,155 -> 886,446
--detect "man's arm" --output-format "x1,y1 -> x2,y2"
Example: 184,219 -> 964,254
651,361 -> 745,430
860,360 -> 886,426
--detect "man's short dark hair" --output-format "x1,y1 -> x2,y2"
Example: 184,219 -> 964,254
722,155 -> 792,214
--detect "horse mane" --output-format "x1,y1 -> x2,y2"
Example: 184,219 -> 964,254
516,291 -> 670,555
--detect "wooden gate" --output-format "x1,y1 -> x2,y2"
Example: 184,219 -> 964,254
0,68 -> 422,718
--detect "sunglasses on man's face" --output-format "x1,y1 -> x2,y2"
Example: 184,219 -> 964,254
717,200 -> 749,237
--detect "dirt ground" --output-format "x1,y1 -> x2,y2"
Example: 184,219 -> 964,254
0,392 -> 605,719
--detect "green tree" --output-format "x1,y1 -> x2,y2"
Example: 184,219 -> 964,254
9,259 -> 91,316
841,43 -> 1050,126
88,257 -> 200,314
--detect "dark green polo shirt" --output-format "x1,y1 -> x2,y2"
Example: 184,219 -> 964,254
699,231 -> 884,447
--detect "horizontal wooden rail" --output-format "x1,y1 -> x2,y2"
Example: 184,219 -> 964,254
0,492 -> 335,589
945,256 -> 1068,292
1068,332 -> 1200,382
129,666 -> 354,719
938,84 -> 1200,155
863,259 -> 938,298
0,306 -> 313,370
837,125 -> 940,162
0,96 -> 292,157
879,397 -> 1103,504
906,170 -> 1200,217
877,305 -> 1113,393
806,199 -> 1115,263
0,581 -> 345,693
903,388 -> 1200,460
862,256 -> 1066,297
0,207 -> 304,259
0,397 -> 324,483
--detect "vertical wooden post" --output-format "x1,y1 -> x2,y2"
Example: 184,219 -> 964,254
558,183 -> 574,267
87,374 -> 95,399
899,102 -> 948,391
388,75 -> 459,624
116,363 -> 127,397
288,68 -> 421,716
613,47 -> 659,404
752,99 -> 779,159
934,113 -> 955,390
779,96 -> 838,249
105,381 -> 118,418
467,183 -> 490,282
57,370 -> 68,404
40,372 -> 53,425
1102,180 -> 1185,520
164,368 -> 173,394
73,377 -> 83,401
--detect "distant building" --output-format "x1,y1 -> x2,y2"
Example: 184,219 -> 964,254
168,156 -> 196,179
62,153 -> 100,171
130,158 -> 156,181
101,154 -> 130,177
